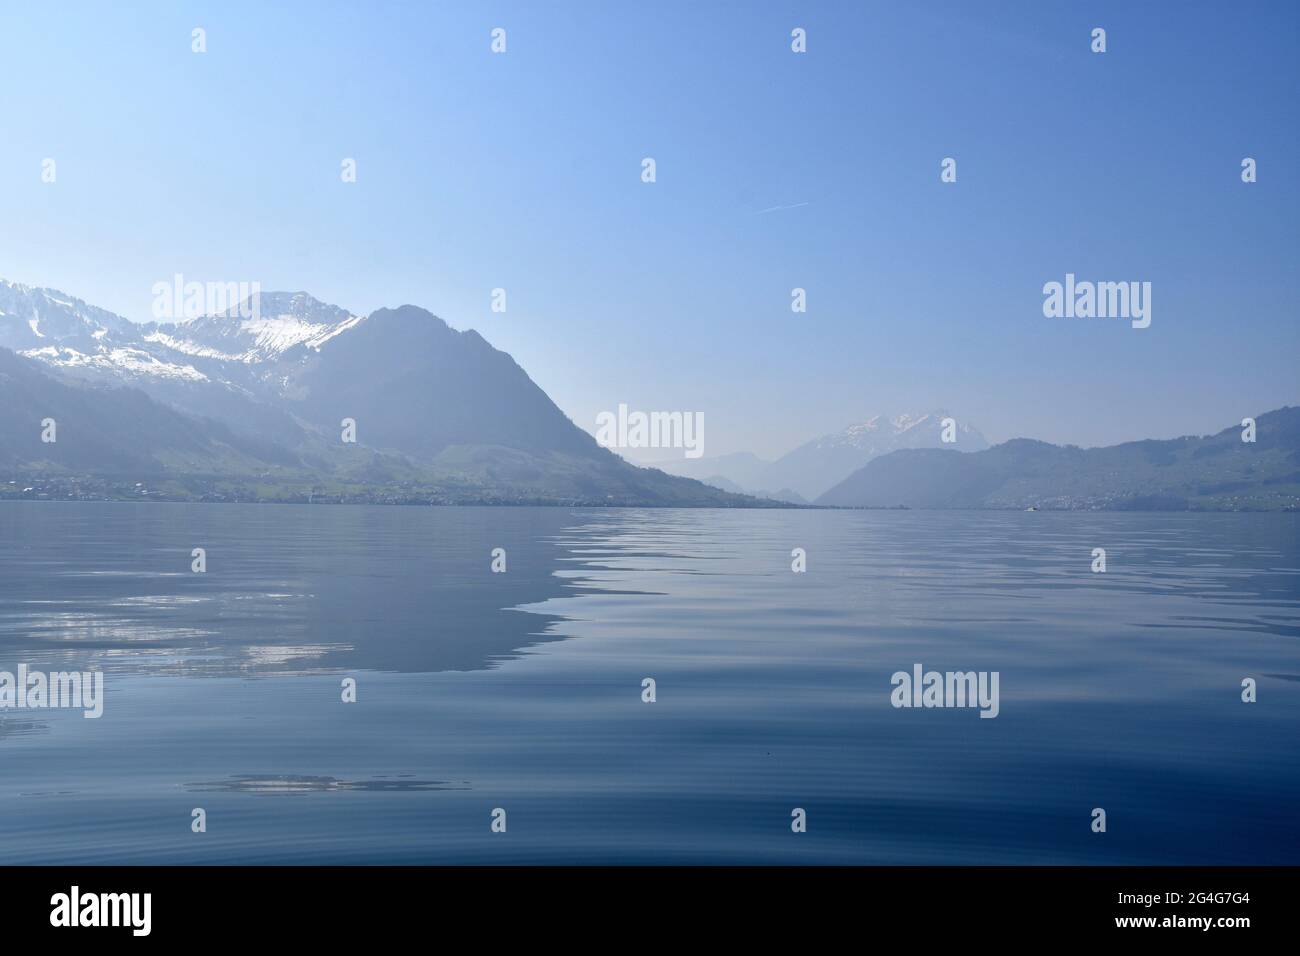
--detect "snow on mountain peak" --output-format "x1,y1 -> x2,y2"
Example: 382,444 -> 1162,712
2,280 -> 368,382
210,290 -> 350,323
834,412 -> 929,445
0,280 -> 133,354
814,411 -> 984,451
20,344 -> 208,381
151,290 -> 364,363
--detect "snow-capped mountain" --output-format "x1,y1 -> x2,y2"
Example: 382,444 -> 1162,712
1,278 -> 986,506
0,279 -> 758,505
141,291 -> 365,364
0,281 -> 133,348
1,280 -> 369,387
802,412 -> 985,454
760,411 -> 989,500
652,411 -> 989,502
0,279 -> 211,383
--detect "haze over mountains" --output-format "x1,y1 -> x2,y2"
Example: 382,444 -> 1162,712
649,412 -> 989,502
2,279 -> 1295,511
818,407 -> 1300,511
0,280 -> 757,506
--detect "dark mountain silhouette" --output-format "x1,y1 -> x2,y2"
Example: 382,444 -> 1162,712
279,305 -> 602,461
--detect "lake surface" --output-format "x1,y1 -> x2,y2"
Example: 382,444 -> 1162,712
1,502 -> 1297,864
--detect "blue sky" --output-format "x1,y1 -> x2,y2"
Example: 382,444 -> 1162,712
2,0 -> 1296,457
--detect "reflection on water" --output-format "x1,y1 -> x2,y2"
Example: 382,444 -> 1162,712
0,502 -> 1297,864
185,775 -> 469,794
0,503 -> 586,676
0,715 -> 49,740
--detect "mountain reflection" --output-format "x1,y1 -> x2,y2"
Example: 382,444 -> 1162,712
0,503 -> 592,677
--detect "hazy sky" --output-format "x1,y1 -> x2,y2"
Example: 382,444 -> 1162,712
2,1 -> 1296,458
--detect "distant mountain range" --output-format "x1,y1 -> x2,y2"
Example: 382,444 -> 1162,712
818,406 -> 1300,511
4,280 -> 1294,511
651,412 -> 989,501
0,280 -> 765,506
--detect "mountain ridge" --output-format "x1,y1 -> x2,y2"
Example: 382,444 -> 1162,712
817,407 -> 1300,511
0,280 -> 773,507
651,410 -> 989,500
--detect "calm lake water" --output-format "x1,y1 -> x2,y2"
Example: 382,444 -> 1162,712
0,502 -> 1297,864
